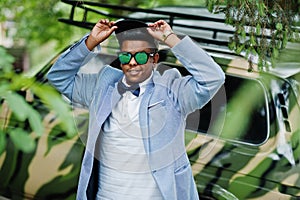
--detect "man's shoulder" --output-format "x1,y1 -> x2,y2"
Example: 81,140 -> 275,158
99,65 -> 123,80
154,65 -> 182,80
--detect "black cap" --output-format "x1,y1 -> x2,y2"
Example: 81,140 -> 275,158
114,19 -> 157,49
114,19 -> 148,34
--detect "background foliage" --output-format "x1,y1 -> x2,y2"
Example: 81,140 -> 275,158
207,0 -> 300,70
0,46 -> 76,154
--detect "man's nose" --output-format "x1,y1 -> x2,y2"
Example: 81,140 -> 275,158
128,56 -> 137,66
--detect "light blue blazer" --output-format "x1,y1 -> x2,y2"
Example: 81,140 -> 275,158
47,35 -> 225,200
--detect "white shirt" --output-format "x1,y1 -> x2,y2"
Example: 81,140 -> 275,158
97,73 -> 163,200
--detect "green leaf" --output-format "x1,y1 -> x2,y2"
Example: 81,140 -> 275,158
28,109 -> 44,136
31,84 -> 76,137
10,75 -> 35,91
241,29 -> 247,40
251,48 -> 257,55
229,41 -> 236,50
258,2 -> 265,17
256,24 -> 261,35
0,46 -> 15,73
282,30 -> 288,47
9,128 -> 36,153
250,35 -> 256,46
273,48 -> 279,58
0,84 -> 10,96
0,130 -> 6,155
207,0 -> 214,12
276,23 -> 283,31
5,92 -> 28,121
4,92 -> 44,136
236,44 -> 245,54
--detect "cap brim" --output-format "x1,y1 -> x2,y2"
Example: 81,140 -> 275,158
115,19 -> 148,34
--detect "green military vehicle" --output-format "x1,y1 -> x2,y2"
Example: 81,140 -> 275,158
1,1 -> 300,199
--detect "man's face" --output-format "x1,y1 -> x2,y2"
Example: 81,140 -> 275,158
120,40 -> 159,86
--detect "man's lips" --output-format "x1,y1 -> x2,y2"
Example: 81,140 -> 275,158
127,69 -> 141,76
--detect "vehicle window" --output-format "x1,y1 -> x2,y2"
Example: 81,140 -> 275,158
186,75 -> 270,145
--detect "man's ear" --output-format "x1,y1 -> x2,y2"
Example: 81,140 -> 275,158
153,52 -> 160,64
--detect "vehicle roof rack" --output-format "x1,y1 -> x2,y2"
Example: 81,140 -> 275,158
59,0 -> 235,50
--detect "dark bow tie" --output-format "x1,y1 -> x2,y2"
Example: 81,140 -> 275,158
117,80 -> 140,97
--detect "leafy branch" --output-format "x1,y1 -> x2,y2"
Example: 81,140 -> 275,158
0,46 -> 76,154
207,0 -> 300,71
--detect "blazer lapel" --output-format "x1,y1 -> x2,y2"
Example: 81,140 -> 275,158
139,81 -> 155,154
95,84 -> 121,127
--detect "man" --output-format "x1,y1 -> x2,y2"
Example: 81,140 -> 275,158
47,19 -> 225,200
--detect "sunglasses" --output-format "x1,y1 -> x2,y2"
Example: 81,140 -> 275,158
118,51 -> 156,65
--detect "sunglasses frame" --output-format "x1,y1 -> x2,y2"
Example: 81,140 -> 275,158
118,51 -> 156,65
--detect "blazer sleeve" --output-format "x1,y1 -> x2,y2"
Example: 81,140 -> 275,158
171,36 -> 225,115
47,35 -> 100,107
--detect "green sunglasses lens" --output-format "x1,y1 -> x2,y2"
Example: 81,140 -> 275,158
135,52 -> 148,64
118,51 -> 152,64
118,53 -> 132,64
